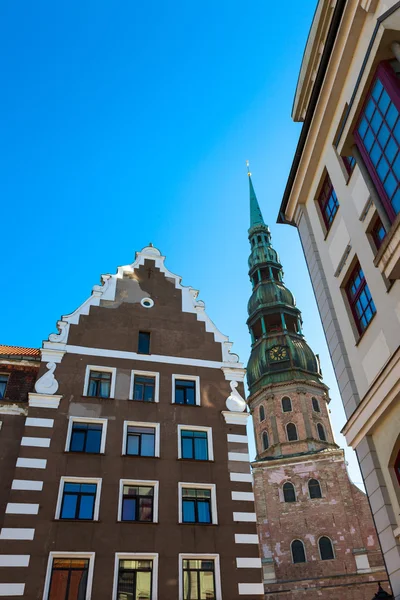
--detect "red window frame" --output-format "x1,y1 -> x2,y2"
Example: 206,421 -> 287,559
345,262 -> 376,335
354,61 -> 400,224
371,215 -> 387,250
317,174 -> 339,231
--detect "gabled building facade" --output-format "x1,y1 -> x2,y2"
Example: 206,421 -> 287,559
278,1 -> 400,596
0,247 -> 263,599
245,173 -> 390,598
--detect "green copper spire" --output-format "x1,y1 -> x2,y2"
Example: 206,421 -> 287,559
245,170 -> 322,394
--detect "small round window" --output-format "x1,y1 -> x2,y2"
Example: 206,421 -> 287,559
141,298 -> 154,309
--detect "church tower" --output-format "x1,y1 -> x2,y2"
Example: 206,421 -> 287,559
245,170 -> 390,600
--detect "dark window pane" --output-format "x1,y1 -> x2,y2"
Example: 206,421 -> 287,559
133,376 -> 155,402
263,431 -> 269,450
0,375 -> 8,399
282,397 -> 292,412
283,482 -> 296,503
317,175 -> 339,230
127,435 -> 140,456
141,434 -> 155,457
175,380 -> 196,405
317,424 -> 327,441
346,262 -> 376,333
287,423 -> 298,441
183,499 -> 196,522
319,536 -> 334,560
79,495 -> 95,520
309,479 -> 322,499
197,501 -> 211,523
312,398 -> 320,412
292,540 -> 306,563
70,431 -> 85,452
194,436 -> 208,460
138,332 -> 150,354
122,498 -> 136,521
182,437 -> 193,459
61,494 -> 77,519
85,428 -> 102,453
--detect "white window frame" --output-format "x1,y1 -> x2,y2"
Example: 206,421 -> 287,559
318,535 -> 335,560
42,551 -> 95,600
55,476 -> 102,521
65,417 -> 108,454
122,421 -> 160,457
172,374 -> 200,406
113,552 -> 158,600
291,539 -> 307,564
83,365 -> 116,398
178,482 -> 218,525
179,553 -> 222,600
118,479 -> 159,523
129,370 -> 160,403
177,424 -> 214,461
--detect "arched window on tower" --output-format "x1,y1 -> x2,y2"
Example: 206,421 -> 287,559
317,423 -> 327,441
283,482 -> 296,503
286,423 -> 298,442
319,536 -> 334,560
312,397 -> 320,412
308,479 -> 322,499
262,431 -> 269,451
259,405 -> 265,422
281,396 -> 292,412
291,540 -> 306,564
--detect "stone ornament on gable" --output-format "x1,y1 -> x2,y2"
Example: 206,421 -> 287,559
225,381 -> 246,412
49,321 -> 69,343
35,362 -> 59,395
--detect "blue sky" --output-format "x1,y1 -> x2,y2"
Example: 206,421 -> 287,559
0,0 -> 363,486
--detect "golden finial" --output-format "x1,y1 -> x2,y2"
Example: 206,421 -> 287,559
246,160 -> 251,176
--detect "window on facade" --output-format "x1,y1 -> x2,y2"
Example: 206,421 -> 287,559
345,262 -> 376,334
371,216 -> 387,250
88,370 -> 111,398
182,559 -> 216,600
312,397 -> 320,413
317,174 -> 339,230
317,423 -> 327,441
126,425 -> 155,457
394,450 -> 400,485
60,482 -> 97,520
282,396 -> 292,412
262,431 -> 269,451
0,374 -> 8,399
47,558 -> 89,600
117,559 -> 153,600
286,423 -> 298,442
69,422 -> 103,453
182,488 -> 212,524
138,331 -> 151,354
355,62 -> 400,222
308,479 -> 322,499
181,430 -> 208,460
291,540 -> 306,564
283,482 -> 296,503
343,155 -> 356,175
121,485 -> 154,522
175,379 -> 196,405
133,375 -> 155,402
319,536 -> 335,560
259,405 -> 265,421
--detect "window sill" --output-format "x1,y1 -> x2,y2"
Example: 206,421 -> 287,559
65,451 -> 104,456
55,519 -> 99,523
178,458 -> 214,463
171,403 -> 200,407
117,520 -> 158,525
83,395 -> 114,401
179,522 -> 217,526
121,454 -> 160,459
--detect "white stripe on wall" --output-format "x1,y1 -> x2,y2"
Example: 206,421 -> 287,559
233,512 -> 257,522
228,452 -> 250,462
21,437 -> 51,448
12,480 -> 43,491
0,556 -> 30,567
230,473 -> 253,483
232,491 -> 255,502
25,417 -> 54,428
234,534 -> 259,544
227,434 -> 248,444
236,557 -> 262,569
0,529 -> 35,541
0,583 -> 25,596
6,503 -> 39,515
16,458 -> 47,469
238,582 -> 264,595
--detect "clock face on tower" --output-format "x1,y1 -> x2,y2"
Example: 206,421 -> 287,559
269,345 -> 288,361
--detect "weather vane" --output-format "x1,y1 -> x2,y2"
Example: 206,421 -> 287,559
246,160 -> 251,176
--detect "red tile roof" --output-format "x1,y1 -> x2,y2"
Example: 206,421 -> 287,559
0,345 -> 40,357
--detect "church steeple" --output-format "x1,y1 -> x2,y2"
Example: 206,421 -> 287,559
246,171 -> 323,396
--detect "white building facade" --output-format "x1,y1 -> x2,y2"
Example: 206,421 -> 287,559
278,1 -> 400,597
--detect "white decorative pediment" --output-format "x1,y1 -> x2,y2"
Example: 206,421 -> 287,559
43,245 -> 243,370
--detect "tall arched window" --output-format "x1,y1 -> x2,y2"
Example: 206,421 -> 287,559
259,405 -> 265,422
281,396 -> 292,412
308,479 -> 322,499
319,536 -> 334,560
283,482 -> 296,503
286,423 -> 298,441
291,540 -> 306,563
312,397 -> 320,412
317,423 -> 327,441
262,431 -> 269,451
